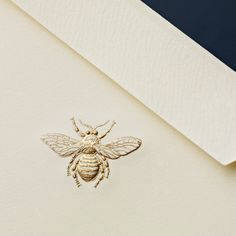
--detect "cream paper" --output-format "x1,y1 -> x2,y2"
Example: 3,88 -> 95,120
1,1 -> 236,235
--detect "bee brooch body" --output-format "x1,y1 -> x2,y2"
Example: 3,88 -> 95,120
41,118 -> 142,188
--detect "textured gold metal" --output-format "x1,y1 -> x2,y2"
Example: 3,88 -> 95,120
41,118 -> 142,188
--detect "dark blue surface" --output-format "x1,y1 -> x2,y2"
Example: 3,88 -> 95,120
142,0 -> 236,71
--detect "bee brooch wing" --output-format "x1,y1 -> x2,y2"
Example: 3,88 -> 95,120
94,137 -> 142,159
41,133 -> 84,157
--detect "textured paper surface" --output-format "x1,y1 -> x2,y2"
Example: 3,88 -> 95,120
2,1 -> 236,235
10,0 -> 236,165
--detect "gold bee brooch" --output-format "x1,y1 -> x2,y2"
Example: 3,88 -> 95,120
41,117 -> 142,188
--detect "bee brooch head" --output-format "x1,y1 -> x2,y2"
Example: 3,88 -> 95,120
41,117 -> 142,188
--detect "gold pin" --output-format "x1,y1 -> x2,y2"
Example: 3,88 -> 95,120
41,117 -> 142,188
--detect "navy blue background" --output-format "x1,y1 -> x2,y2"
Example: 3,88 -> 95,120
142,0 -> 236,71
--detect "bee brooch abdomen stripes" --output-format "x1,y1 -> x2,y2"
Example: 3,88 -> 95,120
77,154 -> 100,181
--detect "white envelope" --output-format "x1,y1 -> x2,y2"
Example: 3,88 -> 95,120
1,0 -> 236,235
10,0 -> 236,165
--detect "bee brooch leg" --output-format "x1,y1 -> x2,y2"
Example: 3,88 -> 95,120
70,158 -> 81,188
94,161 -> 105,188
72,172 -> 81,188
67,156 -> 76,176
101,156 -> 110,179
